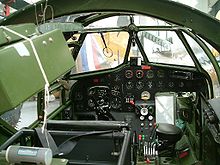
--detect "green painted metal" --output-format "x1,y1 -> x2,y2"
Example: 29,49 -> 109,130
0,0 -> 220,50
0,29 -> 74,114
0,23 -> 37,47
0,118 -> 16,145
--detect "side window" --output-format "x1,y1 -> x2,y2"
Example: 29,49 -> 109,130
137,31 -> 195,66
183,32 -> 220,97
75,32 -> 129,73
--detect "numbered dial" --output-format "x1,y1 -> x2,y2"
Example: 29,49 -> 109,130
140,107 -> 148,116
126,81 -> 134,90
136,81 -> 144,90
146,70 -> 154,79
141,91 -> 151,100
111,97 -> 122,109
136,70 -> 144,79
125,70 -> 133,79
157,70 -> 165,78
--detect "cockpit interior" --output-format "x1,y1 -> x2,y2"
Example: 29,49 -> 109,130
0,0 -> 220,165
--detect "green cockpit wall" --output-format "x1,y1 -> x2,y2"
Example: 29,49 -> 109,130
0,0 -> 220,80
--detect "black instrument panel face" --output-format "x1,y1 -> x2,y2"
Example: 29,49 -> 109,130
71,65 -> 206,113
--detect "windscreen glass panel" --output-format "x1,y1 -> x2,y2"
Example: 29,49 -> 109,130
199,37 -> 220,68
137,31 -> 195,66
183,32 -> 220,97
75,32 -> 128,73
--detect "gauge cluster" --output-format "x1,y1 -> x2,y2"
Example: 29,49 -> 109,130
71,64 -> 207,114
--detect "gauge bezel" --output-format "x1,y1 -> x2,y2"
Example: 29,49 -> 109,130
125,70 -> 133,79
136,70 -> 144,79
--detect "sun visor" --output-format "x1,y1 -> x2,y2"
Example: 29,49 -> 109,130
0,28 -> 74,114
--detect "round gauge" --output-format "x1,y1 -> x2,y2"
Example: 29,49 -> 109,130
136,81 -> 144,90
146,70 -> 154,79
125,70 -> 133,79
157,81 -> 164,88
114,74 -> 121,82
136,70 -> 144,79
168,81 -> 174,88
157,70 -> 165,78
140,107 -> 148,116
141,91 -> 151,100
74,91 -> 83,101
126,81 -> 134,90
111,97 -> 122,109
146,81 -> 154,89
148,115 -> 154,121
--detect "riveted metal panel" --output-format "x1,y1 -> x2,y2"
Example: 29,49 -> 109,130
0,29 -> 74,114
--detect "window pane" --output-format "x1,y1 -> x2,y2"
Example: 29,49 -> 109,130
138,31 -> 195,66
183,32 -> 220,97
75,32 -> 128,73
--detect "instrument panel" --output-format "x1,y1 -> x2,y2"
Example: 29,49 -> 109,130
71,64 -> 207,113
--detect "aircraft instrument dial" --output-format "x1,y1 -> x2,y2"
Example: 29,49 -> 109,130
141,91 -> 151,100
125,70 -> 133,79
126,81 -> 134,90
136,70 -> 144,79
136,81 -> 144,90
157,70 -> 165,78
146,70 -> 154,79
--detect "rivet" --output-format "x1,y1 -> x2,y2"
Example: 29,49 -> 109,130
42,41 -> 47,45
6,36 -> 11,42
48,37 -> 53,43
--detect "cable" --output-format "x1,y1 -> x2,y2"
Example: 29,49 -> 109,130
1,26 -> 50,134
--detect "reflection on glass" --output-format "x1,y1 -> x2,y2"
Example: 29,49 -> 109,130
138,31 -> 195,66
76,32 -> 128,73
183,32 -> 220,97
199,37 -> 220,67
155,93 -> 176,125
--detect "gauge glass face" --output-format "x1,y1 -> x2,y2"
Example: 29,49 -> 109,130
136,81 -> 144,90
126,81 -> 134,89
75,91 -> 83,101
146,70 -> 154,78
111,97 -> 122,109
141,91 -> 151,100
125,70 -> 133,79
114,74 -> 121,82
140,107 -> 148,116
136,70 -> 144,79
157,70 -> 165,78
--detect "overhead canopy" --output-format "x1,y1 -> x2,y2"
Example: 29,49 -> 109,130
0,0 -> 220,51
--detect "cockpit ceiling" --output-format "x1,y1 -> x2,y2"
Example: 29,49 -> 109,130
0,0 -> 220,50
